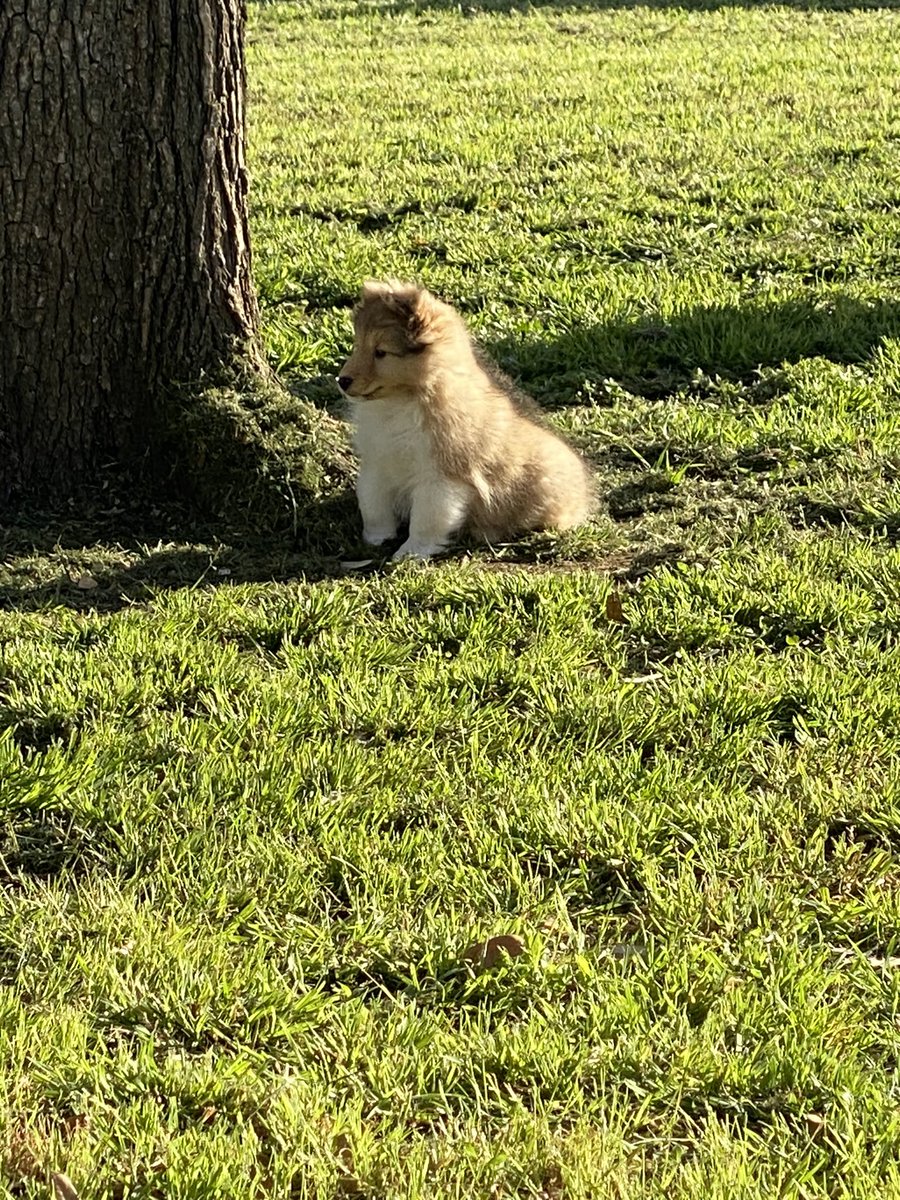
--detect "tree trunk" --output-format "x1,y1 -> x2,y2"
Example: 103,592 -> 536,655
0,0 -> 262,507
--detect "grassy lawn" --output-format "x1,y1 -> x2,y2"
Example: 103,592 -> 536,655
4,0 -> 900,1195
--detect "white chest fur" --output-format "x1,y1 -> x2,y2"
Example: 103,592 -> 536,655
351,397 -> 436,509
350,396 -> 474,559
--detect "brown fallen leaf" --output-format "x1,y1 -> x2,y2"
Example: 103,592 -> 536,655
52,1174 -> 79,1200
463,933 -> 526,969
75,573 -> 98,590
605,591 -> 625,623
59,1114 -> 90,1137
803,1112 -> 826,1141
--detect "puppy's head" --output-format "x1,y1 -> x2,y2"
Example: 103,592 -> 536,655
337,281 -> 463,400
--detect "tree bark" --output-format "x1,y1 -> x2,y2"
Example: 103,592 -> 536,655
0,0 -> 262,506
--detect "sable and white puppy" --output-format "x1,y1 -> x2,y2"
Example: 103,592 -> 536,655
337,280 -> 593,560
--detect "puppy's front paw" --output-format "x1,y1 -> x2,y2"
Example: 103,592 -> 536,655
363,526 -> 398,547
392,539 -> 442,561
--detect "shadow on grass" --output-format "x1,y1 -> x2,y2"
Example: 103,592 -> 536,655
0,379 -> 364,613
0,494 -> 366,614
0,802 -> 121,885
485,293 -> 900,404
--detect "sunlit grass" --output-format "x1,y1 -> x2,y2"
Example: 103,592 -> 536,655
3,2 -> 900,1196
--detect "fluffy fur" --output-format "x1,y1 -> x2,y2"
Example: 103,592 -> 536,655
338,280 -> 594,559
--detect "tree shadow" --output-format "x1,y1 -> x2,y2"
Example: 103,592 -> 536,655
0,379 -> 367,613
0,500 -> 368,614
483,293 -> 900,404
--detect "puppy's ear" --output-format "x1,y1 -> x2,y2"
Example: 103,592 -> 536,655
392,286 -> 444,347
359,280 -> 445,347
360,279 -> 394,303
408,288 -> 443,343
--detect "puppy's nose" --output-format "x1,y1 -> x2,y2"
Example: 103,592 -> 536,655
337,375 -> 353,392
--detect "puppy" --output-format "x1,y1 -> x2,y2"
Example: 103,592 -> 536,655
337,281 -> 593,560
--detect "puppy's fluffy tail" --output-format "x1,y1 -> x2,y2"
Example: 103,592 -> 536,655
534,434 -> 595,532
473,431 -> 594,540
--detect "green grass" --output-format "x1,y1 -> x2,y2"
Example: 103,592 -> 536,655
5,1 -> 900,1195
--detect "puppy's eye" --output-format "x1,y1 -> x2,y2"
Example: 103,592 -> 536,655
373,348 -> 387,359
